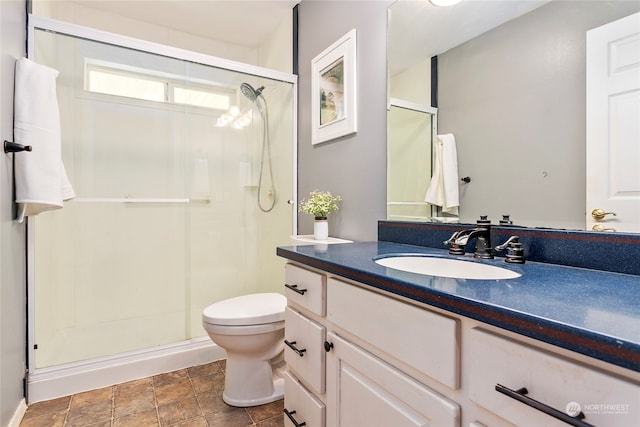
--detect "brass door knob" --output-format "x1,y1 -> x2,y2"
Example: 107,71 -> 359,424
592,224 -> 616,232
591,208 -> 616,221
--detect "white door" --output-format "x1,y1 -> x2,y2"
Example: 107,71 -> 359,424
586,12 -> 640,233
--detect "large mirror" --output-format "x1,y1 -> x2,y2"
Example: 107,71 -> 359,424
387,0 -> 640,232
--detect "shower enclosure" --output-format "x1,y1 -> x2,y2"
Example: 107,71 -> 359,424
386,98 -> 436,222
27,17 -> 296,391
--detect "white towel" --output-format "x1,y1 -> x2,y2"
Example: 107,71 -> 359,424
425,133 -> 459,215
13,57 -> 75,222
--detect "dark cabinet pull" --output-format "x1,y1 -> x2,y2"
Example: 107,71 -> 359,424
285,283 -> 307,295
324,341 -> 334,352
284,340 -> 306,357
284,409 -> 307,427
495,384 -> 595,427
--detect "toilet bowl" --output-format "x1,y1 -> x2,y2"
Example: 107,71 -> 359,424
202,292 -> 286,407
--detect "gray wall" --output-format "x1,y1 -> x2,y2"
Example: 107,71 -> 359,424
439,0 -> 640,229
297,1 -> 391,241
1,0 -> 27,423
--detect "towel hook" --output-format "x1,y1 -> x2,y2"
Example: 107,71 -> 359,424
4,140 -> 32,153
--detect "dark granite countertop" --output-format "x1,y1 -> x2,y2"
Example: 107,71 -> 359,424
277,241 -> 640,372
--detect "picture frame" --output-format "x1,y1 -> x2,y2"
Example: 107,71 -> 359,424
311,29 -> 357,145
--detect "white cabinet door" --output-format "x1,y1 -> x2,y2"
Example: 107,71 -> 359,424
325,332 -> 460,427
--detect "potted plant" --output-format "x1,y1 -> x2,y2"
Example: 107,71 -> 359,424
299,190 -> 342,240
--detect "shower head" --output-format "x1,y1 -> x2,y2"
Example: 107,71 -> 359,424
240,82 -> 264,102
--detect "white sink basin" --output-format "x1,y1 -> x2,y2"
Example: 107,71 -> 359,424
375,255 -> 521,280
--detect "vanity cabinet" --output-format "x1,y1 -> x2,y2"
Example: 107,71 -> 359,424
283,263 -> 460,427
282,261 -> 639,427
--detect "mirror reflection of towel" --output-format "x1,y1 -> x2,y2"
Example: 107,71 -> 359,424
425,134 -> 459,214
14,57 -> 75,222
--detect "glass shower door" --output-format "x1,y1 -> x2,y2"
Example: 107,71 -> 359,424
31,27 -> 294,369
32,30 -> 191,368
387,101 -> 435,222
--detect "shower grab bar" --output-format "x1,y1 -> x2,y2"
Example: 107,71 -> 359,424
73,197 -> 190,203
388,215 -> 432,221
387,201 -> 429,206
72,197 -> 211,203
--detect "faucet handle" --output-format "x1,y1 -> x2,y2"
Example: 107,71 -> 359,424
499,214 -> 513,225
443,231 -> 459,245
495,236 -> 525,264
495,236 -> 519,251
444,231 -> 466,255
477,215 -> 491,225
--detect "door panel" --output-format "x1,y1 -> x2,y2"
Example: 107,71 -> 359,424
586,12 -> 640,232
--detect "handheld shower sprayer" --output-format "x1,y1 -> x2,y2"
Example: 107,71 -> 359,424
240,82 -> 275,213
240,83 -> 265,102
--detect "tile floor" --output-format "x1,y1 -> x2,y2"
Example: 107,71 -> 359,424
19,360 -> 285,427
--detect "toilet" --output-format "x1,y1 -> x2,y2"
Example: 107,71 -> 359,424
202,292 -> 287,407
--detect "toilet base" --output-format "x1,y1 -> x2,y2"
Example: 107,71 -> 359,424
223,376 -> 284,407
221,354 -> 285,407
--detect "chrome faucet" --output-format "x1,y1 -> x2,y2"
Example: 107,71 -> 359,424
443,215 -> 494,259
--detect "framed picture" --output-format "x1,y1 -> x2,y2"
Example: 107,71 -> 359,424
311,29 -> 357,145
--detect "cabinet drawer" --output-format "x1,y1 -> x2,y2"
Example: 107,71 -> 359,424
284,307 -> 325,394
469,328 -> 640,427
327,279 -> 459,389
284,370 -> 325,427
285,263 -> 326,316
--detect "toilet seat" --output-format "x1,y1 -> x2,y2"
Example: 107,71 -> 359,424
202,292 -> 286,326
204,320 -> 285,336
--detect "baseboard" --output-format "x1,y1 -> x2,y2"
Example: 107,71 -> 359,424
27,337 -> 225,403
8,399 -> 27,427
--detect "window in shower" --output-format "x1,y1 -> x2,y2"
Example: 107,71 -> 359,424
172,84 -> 231,110
86,65 -> 166,102
31,27 -> 295,369
85,61 -> 234,111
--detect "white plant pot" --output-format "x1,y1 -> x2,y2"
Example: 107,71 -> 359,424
314,218 -> 329,240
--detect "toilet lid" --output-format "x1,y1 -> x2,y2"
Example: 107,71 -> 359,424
202,293 -> 286,326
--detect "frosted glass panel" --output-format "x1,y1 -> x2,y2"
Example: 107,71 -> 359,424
32,29 -> 294,368
34,203 -> 187,366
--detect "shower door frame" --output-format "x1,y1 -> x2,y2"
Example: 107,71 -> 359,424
26,15 -> 298,400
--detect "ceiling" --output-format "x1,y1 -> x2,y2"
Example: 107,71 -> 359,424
388,0 -> 549,76
69,1 -> 549,76
71,0 -> 300,48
